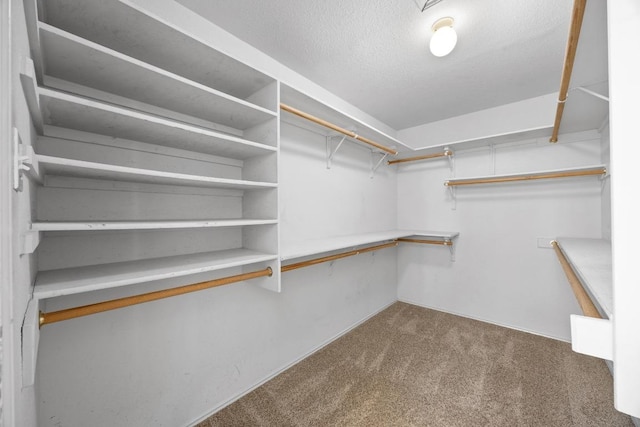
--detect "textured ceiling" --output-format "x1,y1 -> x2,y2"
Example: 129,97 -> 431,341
176,0 -> 608,131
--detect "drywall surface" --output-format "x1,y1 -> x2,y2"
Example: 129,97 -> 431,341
395,130 -> 603,341
609,0 -> 640,418
279,123 -> 397,242
35,123 -> 397,427
3,0 -> 38,426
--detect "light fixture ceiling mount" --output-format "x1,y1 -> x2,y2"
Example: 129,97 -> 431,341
414,0 -> 445,12
429,17 -> 457,57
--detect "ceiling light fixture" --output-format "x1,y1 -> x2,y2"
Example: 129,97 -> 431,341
430,17 -> 457,57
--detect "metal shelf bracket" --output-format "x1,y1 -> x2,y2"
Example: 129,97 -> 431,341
13,127 -> 40,191
21,230 -> 41,255
446,184 -> 457,210
371,151 -> 389,178
446,238 -> 456,262
326,135 -> 347,169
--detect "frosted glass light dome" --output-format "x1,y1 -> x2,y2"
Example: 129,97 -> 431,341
430,17 -> 457,57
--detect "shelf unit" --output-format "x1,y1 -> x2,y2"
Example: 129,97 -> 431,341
19,0 -> 282,323
17,0 -> 284,383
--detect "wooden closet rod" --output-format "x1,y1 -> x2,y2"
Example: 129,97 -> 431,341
445,167 -> 606,187
281,241 -> 398,272
550,0 -> 587,143
551,241 -> 602,318
39,267 -> 273,327
397,238 -> 452,246
280,103 -> 398,155
388,150 -> 452,165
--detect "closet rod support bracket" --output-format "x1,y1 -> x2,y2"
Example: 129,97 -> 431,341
575,86 -> 609,102
13,127 -> 41,191
326,135 -> 347,169
446,238 -> 456,262
370,152 -> 389,178
445,183 -> 457,210
445,147 -> 455,172
21,230 -> 41,255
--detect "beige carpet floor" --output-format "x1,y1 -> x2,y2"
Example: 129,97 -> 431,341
197,302 -> 632,426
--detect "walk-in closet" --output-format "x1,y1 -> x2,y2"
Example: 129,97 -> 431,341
1,0 -> 638,426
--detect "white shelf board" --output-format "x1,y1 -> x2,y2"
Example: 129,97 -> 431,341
446,164 -> 607,186
32,219 -> 278,232
280,84 -> 411,152
37,154 -> 276,190
41,0 -> 275,102
281,230 -> 459,261
408,126 -> 554,153
556,238 -> 613,318
37,87 -> 276,159
39,23 -> 276,131
34,248 -> 278,299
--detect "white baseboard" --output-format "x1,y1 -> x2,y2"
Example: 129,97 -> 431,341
397,298 -> 571,343
186,299 -> 397,427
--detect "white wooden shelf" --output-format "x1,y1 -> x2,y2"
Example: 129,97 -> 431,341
555,238 -> 613,318
39,0 -> 276,105
31,219 -> 278,232
280,84 -> 411,153
445,164 -> 607,187
39,23 -> 276,131
35,154 -> 276,190
34,87 -> 276,159
34,248 -> 278,299
412,127 -> 554,153
281,230 -> 459,261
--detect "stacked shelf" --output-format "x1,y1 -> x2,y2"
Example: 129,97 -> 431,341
21,0 -> 282,304
39,22 -> 276,131
38,0 -> 276,109
34,87 -> 275,158
33,154 -> 276,190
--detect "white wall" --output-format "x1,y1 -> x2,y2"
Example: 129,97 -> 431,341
396,130 -> 604,341
608,0 -> 640,418
280,123 -> 397,242
3,1 -> 39,426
